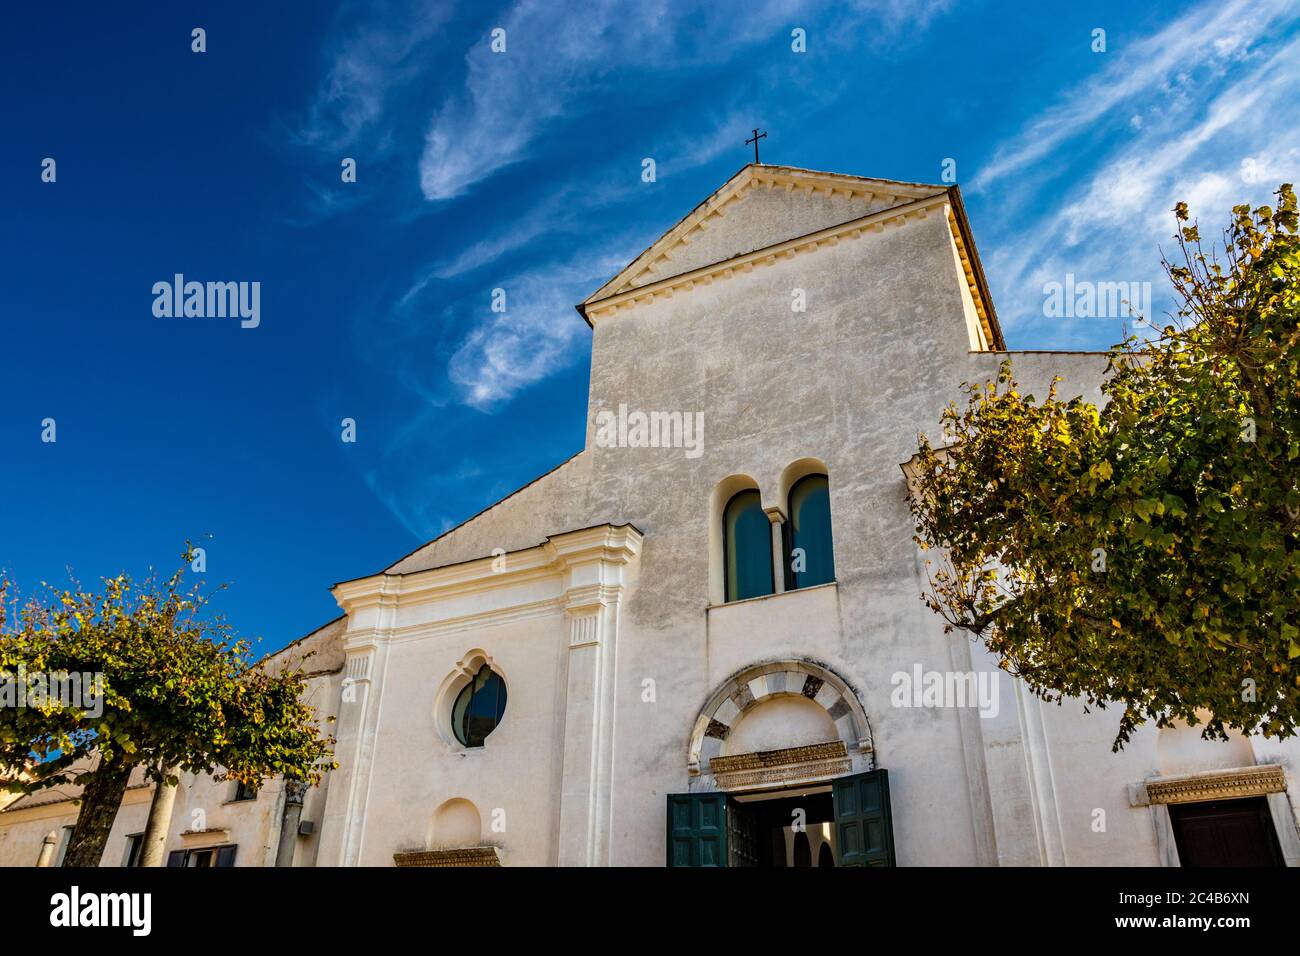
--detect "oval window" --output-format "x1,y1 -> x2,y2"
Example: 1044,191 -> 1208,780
451,664 -> 508,747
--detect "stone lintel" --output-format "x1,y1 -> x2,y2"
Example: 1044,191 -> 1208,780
1140,764 -> 1286,806
392,846 -> 502,868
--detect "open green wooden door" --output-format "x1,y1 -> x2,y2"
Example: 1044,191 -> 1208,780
666,793 -> 728,866
832,769 -> 897,867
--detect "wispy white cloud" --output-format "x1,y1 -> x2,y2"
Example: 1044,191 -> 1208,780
977,0 -> 1300,343
291,0 -> 452,152
445,249 -> 634,409
423,110 -> 752,283
418,0 -> 949,201
970,0 -> 1294,193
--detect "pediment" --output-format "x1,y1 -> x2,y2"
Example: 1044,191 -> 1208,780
584,165 -> 947,306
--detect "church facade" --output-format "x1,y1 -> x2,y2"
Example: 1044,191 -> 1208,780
4,164 -> 1300,867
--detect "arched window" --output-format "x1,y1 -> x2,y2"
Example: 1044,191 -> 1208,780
793,830 -> 812,867
787,474 -> 834,589
451,664 -> 507,747
723,489 -> 773,602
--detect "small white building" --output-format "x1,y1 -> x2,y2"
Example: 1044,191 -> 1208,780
5,164 -> 1298,867
0,619 -> 345,868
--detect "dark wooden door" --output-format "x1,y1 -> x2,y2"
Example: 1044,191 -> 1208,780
726,799 -> 759,867
666,793 -> 728,866
832,769 -> 897,867
1168,797 -> 1285,867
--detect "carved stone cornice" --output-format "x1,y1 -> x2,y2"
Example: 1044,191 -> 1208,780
1139,764 -> 1286,806
331,523 -> 643,633
563,583 -> 624,614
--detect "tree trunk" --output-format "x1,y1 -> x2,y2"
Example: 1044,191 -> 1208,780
138,765 -> 180,867
62,758 -> 134,867
275,778 -> 305,867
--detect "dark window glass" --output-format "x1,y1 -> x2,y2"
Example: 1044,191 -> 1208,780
793,830 -> 812,867
124,833 -> 143,867
171,845 -> 237,867
55,825 -> 75,866
452,664 -> 507,747
787,474 -> 835,589
724,489 -> 774,602
233,780 -> 258,802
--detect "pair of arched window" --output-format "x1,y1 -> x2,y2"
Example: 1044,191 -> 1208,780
723,474 -> 835,602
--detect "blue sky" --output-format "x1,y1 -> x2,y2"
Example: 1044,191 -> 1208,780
2,0 -> 1297,653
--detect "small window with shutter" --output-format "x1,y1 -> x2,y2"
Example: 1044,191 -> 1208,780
232,780 -> 258,802
122,833 -> 144,867
166,844 -> 239,867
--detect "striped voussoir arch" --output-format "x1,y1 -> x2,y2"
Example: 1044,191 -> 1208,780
687,659 -> 874,782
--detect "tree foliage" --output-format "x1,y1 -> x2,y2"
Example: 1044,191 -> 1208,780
0,549 -> 335,863
910,185 -> 1300,748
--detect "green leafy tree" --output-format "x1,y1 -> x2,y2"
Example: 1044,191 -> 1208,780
0,549 -> 335,865
910,185 -> 1299,748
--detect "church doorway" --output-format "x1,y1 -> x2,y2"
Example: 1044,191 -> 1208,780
1168,797 -> 1285,866
667,769 -> 895,867
726,788 -> 837,867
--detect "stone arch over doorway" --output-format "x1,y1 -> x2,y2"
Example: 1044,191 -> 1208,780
687,659 -> 874,792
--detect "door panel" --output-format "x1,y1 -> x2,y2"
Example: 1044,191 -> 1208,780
1169,797 -> 1285,867
832,769 -> 896,867
666,793 -> 728,867
727,799 -> 759,867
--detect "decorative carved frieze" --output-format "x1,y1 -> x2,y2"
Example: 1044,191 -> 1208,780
710,740 -> 847,773
1143,765 -> 1286,805
710,740 -> 850,790
392,846 -> 502,868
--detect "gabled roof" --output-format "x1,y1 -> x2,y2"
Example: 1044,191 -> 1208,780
584,164 -> 945,302
576,163 -> 1004,349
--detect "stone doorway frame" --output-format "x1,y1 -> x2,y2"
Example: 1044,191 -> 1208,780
1129,764 -> 1300,866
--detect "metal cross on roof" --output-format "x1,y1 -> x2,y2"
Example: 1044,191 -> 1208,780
746,128 -> 767,164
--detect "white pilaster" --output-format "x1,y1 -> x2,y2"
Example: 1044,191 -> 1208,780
1015,679 -> 1068,865
549,525 -> 641,866
315,579 -> 400,866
